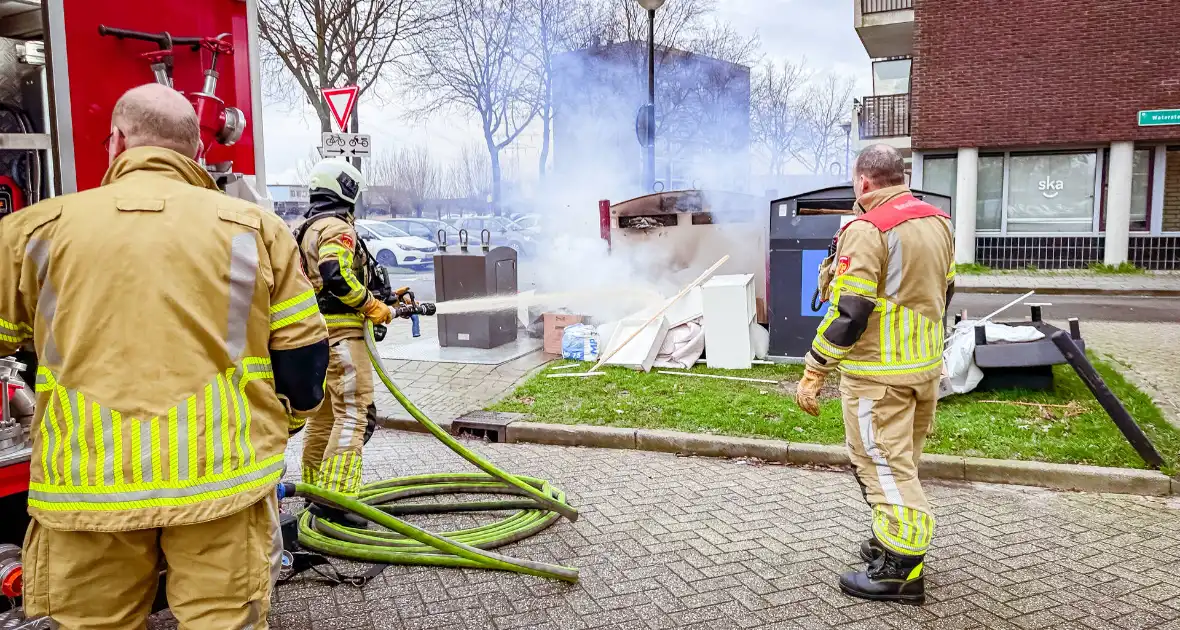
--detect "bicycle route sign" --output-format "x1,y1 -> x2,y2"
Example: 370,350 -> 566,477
320,132 -> 371,158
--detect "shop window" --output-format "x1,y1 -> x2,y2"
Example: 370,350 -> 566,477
1006,152 -> 1097,233
920,155 -> 1002,231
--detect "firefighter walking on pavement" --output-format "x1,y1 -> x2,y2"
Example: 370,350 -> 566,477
295,159 -> 392,526
793,143 -> 955,605
0,84 -> 330,628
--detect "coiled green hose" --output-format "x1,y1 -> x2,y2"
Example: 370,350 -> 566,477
290,323 -> 580,583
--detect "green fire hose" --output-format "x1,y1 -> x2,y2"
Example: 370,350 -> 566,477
285,322 -> 580,583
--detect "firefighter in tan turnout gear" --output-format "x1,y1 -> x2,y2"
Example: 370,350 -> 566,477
0,84 -> 330,628
794,144 -> 955,605
295,159 -> 393,526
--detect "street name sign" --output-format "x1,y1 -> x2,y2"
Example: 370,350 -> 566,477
1139,109 -> 1180,126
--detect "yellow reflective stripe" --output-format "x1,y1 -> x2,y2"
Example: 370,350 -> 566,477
56,387 -> 73,486
835,275 -> 877,298
204,383 -> 215,478
812,336 -> 847,360
187,396 -> 199,480
0,317 -> 31,343
130,418 -> 143,484
92,402 -> 104,487
218,374 -> 231,474
318,244 -> 348,258
325,314 -> 364,329
338,249 -> 367,305
270,305 -> 321,331
229,369 -> 244,469
28,455 -> 285,512
946,265 -> 956,281
77,392 -> 89,486
270,290 -> 321,331
240,376 -> 257,466
270,289 -> 315,314
841,356 -> 942,376
39,402 -> 52,485
168,407 -> 179,482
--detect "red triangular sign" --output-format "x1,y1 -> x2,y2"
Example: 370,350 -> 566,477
321,85 -> 359,131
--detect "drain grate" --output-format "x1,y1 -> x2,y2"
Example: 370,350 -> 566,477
450,411 -> 527,443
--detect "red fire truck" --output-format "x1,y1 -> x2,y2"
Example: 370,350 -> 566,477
0,0 -> 270,622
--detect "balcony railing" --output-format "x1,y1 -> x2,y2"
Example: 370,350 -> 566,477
859,93 -> 910,139
862,0 -> 913,14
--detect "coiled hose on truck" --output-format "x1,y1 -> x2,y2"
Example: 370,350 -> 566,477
280,322 -> 580,583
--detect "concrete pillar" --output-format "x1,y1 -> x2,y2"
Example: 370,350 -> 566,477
910,151 -> 924,190
1104,141 -> 1134,265
954,148 -> 978,264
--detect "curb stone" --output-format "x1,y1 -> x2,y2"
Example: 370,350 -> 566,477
956,285 -> 1180,297
498,422 -> 1175,497
375,414 -> 1175,496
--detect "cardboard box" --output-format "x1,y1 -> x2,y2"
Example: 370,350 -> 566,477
543,313 -> 584,355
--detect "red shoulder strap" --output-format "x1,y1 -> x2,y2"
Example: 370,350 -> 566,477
857,193 -> 949,232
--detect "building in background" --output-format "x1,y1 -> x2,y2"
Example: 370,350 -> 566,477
267,184 -> 309,223
851,0 -> 1180,270
552,41 -> 752,200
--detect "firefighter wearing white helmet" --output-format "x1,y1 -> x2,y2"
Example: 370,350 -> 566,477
294,158 -> 391,526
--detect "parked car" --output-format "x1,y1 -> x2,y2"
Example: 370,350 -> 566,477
354,219 -> 438,269
508,214 -> 540,231
447,215 -> 536,256
384,217 -> 462,246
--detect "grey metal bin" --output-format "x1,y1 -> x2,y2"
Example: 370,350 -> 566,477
434,229 -> 519,349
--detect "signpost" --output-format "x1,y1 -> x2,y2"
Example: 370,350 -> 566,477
321,85 -> 360,131
321,132 -> 371,158
1138,109 -> 1180,127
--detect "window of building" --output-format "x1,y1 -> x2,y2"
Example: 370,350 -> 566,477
872,58 -> 911,96
920,155 -> 1003,231
1131,149 -> 1151,231
1006,152 -> 1097,233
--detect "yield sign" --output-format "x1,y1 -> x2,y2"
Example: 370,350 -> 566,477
321,85 -> 359,131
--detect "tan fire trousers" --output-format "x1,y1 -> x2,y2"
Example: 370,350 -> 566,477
301,337 -> 376,496
840,374 -> 938,557
22,494 -> 281,630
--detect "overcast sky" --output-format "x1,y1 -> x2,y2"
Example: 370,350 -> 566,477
259,0 -> 871,185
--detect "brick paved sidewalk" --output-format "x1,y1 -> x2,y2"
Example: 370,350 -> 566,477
958,271 -> 1180,294
257,432 -> 1180,629
373,317 -> 548,422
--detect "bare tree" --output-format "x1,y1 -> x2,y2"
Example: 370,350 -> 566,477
794,72 -> 856,175
411,0 -> 539,206
258,0 -> 441,150
443,143 -> 493,199
751,59 -> 810,176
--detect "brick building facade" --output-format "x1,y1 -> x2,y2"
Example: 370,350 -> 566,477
853,0 -> 1180,269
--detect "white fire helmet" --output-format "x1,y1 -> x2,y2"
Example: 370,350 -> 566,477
307,158 -> 368,205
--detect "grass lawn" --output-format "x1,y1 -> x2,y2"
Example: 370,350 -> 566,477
489,358 -> 1180,472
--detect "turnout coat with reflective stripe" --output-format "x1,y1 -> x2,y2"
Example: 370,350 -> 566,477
0,147 -> 328,531
809,186 -> 955,386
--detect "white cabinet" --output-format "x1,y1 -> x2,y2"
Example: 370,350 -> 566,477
701,274 -> 756,369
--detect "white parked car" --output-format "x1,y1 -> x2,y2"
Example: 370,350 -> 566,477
355,219 -> 438,269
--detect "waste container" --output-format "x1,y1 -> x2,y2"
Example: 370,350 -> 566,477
434,229 -> 519,349
767,186 -> 951,360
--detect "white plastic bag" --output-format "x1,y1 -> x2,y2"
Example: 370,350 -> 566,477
560,324 -> 600,362
940,321 -> 984,399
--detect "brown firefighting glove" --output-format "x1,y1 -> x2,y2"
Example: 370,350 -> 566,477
360,296 -> 394,325
794,367 -> 827,417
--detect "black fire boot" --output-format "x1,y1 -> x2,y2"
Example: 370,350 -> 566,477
839,549 -> 926,605
310,503 -> 370,529
859,538 -> 884,563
